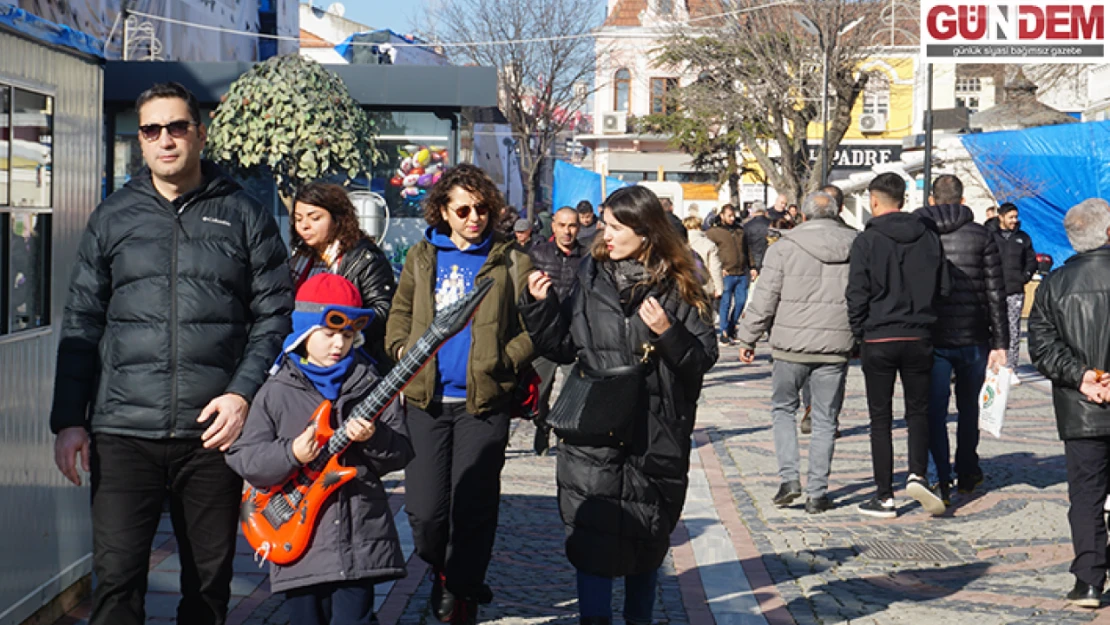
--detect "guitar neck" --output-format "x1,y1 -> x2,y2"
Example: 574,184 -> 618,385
309,333 -> 442,468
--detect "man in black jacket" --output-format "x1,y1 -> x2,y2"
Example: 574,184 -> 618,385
1028,198 -> 1110,608
576,200 -> 599,245
528,207 -> 587,454
745,202 -> 772,278
847,173 -> 948,519
989,202 -> 1037,384
917,175 -> 1009,501
50,83 -> 293,625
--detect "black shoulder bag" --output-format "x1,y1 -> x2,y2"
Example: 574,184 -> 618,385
545,343 -> 655,442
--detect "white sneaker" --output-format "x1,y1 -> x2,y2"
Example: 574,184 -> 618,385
1010,371 -> 1022,387
1104,495 -> 1110,513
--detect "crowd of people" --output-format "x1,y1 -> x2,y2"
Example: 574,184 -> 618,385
45,80 -> 1110,625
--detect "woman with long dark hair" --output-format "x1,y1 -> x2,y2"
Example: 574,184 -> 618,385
384,163 -> 533,625
522,185 -> 718,625
290,182 -> 396,359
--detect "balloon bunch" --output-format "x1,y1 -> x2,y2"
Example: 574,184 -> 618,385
390,144 -> 449,201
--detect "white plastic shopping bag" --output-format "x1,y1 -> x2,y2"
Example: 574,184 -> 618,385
979,367 -> 1012,438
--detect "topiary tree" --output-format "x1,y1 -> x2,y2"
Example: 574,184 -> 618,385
206,54 -> 379,206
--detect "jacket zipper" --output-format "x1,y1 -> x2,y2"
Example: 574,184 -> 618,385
169,198 -> 197,437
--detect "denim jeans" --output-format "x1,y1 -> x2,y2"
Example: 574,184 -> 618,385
285,580 -> 375,625
576,568 -> 658,623
718,273 -> 750,336
927,344 -> 988,485
771,360 -> 848,498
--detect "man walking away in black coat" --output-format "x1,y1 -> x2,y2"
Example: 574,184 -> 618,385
1028,198 -> 1110,609
917,174 -> 1009,502
989,202 -> 1037,385
847,173 -> 948,519
745,203 -> 772,278
50,83 -> 294,625
528,207 -> 587,455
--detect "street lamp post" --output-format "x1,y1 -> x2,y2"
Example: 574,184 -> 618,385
794,12 -> 864,188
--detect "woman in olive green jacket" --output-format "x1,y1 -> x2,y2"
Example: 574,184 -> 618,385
385,164 -> 532,625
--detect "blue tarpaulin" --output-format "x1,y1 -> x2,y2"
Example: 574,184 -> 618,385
961,120 -> 1110,268
0,5 -> 104,58
552,160 -> 630,213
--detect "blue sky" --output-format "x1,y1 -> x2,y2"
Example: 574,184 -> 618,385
335,1 -> 427,34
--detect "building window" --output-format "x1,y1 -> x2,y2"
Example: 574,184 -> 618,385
0,82 -> 54,334
862,72 -> 890,116
956,76 -> 983,113
614,69 -> 630,112
651,77 -> 679,114
657,0 -> 674,14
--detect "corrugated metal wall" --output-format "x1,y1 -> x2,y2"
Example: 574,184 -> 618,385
0,31 -> 103,625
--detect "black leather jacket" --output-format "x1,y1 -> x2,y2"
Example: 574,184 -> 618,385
338,238 -> 396,359
1028,247 -> 1110,440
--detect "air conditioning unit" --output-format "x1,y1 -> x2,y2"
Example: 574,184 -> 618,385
859,113 -> 887,133
601,111 -> 627,135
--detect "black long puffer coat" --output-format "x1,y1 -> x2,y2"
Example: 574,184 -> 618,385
50,162 -> 294,438
521,257 -> 718,577
916,204 -> 1008,350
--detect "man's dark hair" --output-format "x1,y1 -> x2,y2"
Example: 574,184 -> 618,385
998,202 -> 1019,216
136,82 -> 202,125
931,174 -> 964,205
868,173 -> 906,208
576,200 -> 594,215
820,184 -> 844,209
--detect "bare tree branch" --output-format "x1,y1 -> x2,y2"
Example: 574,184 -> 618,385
419,0 -> 604,218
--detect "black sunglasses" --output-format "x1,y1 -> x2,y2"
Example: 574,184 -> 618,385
138,120 -> 197,142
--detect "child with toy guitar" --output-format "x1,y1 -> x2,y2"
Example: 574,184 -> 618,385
227,273 -> 414,625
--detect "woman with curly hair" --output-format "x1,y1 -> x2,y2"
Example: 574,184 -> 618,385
290,182 -> 396,359
384,163 -> 534,625
521,185 -> 718,625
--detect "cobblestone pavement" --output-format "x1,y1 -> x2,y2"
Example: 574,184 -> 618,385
51,340 -> 1110,625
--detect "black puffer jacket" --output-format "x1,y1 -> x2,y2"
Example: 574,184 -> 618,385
521,258 -> 718,577
1028,247 -> 1110,440
337,238 -> 396,360
916,204 -> 1008,349
50,162 -> 294,438
745,215 -> 771,271
988,222 -> 1037,295
528,240 -> 587,300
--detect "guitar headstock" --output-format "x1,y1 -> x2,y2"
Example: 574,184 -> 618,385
430,278 -> 494,340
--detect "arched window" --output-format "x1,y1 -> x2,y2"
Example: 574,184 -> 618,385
658,0 -> 674,14
614,68 -> 631,112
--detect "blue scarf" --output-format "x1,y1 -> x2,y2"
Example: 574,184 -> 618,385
294,353 -> 355,401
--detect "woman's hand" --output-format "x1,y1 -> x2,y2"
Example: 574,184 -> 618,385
639,296 -> 672,335
291,422 -> 321,464
345,417 -> 377,442
528,271 -> 552,301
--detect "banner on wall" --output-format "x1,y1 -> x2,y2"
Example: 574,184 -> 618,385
14,0 -> 271,61
922,0 -> 1107,63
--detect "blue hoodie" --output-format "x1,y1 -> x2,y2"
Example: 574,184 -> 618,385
427,227 -> 493,398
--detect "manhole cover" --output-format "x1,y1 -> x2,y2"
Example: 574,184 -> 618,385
856,541 -> 961,562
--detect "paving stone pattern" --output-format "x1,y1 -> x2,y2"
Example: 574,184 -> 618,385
50,337 -> 1110,625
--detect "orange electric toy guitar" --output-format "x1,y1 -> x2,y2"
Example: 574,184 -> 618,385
241,278 -> 495,565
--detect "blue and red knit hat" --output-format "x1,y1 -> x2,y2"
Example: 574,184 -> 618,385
275,274 -> 375,369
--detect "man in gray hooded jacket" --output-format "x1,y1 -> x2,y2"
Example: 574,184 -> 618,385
736,191 -> 857,514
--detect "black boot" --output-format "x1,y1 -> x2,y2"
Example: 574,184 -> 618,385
580,618 -> 612,625
534,420 -> 551,456
430,568 -> 456,622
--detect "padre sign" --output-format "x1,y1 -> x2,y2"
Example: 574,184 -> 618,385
922,0 -> 1106,62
